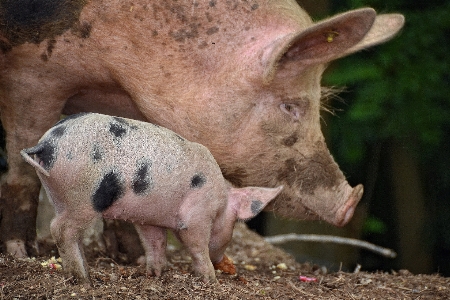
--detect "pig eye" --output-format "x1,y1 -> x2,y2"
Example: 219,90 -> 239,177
280,103 -> 300,120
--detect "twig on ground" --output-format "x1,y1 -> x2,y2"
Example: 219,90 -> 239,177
264,234 -> 397,258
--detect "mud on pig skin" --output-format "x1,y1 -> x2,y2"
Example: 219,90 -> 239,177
0,0 -> 404,258
20,113 -> 283,284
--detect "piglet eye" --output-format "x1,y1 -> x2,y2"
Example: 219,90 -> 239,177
280,103 -> 300,120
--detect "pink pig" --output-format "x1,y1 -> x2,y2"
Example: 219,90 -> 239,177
21,113 -> 283,284
0,0 -> 404,259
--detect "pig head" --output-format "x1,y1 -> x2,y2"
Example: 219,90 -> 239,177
0,0 -> 404,257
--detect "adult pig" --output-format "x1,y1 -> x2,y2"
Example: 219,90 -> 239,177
21,113 -> 283,284
0,0 -> 404,257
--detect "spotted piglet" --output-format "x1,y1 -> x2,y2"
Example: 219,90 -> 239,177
21,113 -> 283,285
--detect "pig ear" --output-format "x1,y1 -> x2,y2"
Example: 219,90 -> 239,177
229,186 -> 283,221
261,8 -> 404,82
341,13 -> 405,55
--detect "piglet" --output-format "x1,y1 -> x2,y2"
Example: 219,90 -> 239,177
21,113 -> 283,285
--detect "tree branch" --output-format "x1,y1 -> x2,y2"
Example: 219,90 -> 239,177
264,233 -> 397,258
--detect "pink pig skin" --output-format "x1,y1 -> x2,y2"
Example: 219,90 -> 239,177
21,113 -> 283,284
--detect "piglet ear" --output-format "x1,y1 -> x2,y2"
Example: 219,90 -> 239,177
229,186 -> 283,221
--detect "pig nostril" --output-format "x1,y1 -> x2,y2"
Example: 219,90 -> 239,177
343,206 -> 355,225
336,184 -> 363,226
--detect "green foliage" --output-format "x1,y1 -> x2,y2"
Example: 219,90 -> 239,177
363,216 -> 388,235
325,1 -> 450,164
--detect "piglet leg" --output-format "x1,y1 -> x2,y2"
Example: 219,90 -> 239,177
50,211 -> 98,285
177,227 -> 216,283
134,224 -> 167,277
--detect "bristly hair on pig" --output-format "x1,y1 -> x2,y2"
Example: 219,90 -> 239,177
320,86 -> 345,118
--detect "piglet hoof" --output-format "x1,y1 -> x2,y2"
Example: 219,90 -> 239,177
200,273 -> 217,284
213,255 -> 236,275
146,267 -> 163,278
69,275 -> 93,287
81,280 -> 94,289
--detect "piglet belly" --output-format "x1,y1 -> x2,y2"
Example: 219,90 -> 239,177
101,193 -> 180,229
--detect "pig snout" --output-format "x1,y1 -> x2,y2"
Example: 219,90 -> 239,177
267,179 -> 364,227
268,146 -> 364,226
334,183 -> 364,227
304,180 -> 364,227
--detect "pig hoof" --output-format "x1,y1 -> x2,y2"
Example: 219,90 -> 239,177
201,275 -> 217,284
6,239 -> 28,258
136,255 -> 146,266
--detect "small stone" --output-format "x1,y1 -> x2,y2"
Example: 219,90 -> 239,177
110,273 -> 118,282
244,264 -> 257,271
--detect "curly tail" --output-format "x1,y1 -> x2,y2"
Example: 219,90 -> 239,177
20,146 -> 50,177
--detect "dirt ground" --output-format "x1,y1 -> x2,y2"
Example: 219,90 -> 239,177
1,223 -> 449,300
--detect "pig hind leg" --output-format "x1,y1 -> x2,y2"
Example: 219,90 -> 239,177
50,209 -> 100,285
134,224 -> 167,276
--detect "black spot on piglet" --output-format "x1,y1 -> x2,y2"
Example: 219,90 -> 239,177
23,141 -> 57,171
91,143 -> 103,162
109,122 -> 127,139
112,116 -> 129,126
190,173 -> 206,189
132,161 -> 153,195
50,125 -> 66,138
250,200 -> 263,216
92,170 -> 124,212
108,117 -> 138,140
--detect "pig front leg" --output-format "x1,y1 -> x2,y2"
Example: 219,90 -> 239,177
0,74 -> 69,258
134,224 -> 167,277
50,211 -> 99,285
176,225 -> 216,283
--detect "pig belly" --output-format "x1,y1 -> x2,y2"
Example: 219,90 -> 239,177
63,88 -> 147,121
